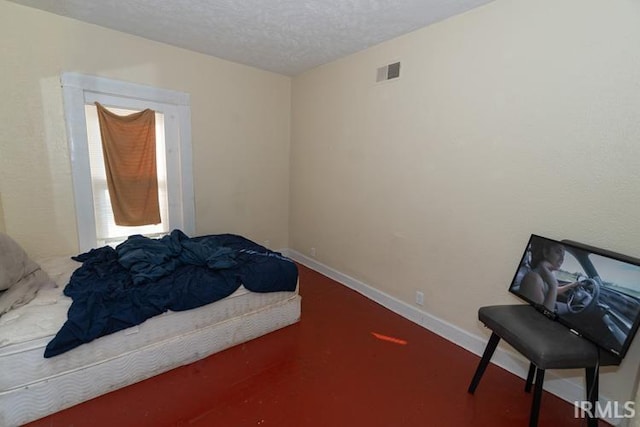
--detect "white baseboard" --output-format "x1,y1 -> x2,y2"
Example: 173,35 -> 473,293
285,249 -> 621,426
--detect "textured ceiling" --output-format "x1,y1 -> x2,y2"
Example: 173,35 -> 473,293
8,0 -> 493,76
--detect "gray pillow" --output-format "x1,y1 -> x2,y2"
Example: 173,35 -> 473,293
0,232 -> 40,291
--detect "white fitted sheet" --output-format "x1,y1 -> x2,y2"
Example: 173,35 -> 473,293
0,256 -> 77,349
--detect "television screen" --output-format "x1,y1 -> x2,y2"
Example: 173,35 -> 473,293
509,234 -> 640,358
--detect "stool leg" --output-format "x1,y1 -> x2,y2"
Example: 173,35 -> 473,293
529,368 -> 545,427
468,332 -> 500,394
585,367 -> 599,427
524,362 -> 536,393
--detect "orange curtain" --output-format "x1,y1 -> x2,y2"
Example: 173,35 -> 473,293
95,102 -> 161,226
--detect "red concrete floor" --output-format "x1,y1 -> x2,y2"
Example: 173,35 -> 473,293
25,264 -> 608,427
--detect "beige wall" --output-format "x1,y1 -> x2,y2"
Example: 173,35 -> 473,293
291,0 -> 640,412
0,1 -> 291,257
0,194 -> 5,233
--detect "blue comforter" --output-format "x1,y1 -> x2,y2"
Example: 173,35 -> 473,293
44,230 -> 298,358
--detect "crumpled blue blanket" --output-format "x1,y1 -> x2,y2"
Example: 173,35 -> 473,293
117,230 -> 239,285
44,230 -> 297,358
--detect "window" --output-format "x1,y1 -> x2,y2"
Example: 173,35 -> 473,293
85,105 -> 169,246
556,251 -> 585,283
62,73 -> 194,251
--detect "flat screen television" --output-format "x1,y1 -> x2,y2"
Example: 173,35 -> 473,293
509,234 -> 640,359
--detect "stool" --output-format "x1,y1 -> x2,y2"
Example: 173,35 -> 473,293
467,305 -> 621,427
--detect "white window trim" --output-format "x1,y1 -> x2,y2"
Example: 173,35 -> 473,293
61,72 -> 195,252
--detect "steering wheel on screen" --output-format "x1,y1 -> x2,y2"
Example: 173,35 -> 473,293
566,278 -> 600,314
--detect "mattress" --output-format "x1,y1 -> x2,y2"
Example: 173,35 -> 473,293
0,256 -> 301,426
0,256 -> 78,350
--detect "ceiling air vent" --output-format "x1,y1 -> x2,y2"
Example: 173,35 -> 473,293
376,61 -> 401,82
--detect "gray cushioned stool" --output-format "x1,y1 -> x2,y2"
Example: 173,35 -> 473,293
467,305 -> 621,427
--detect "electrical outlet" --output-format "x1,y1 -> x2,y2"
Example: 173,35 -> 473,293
310,247 -> 316,257
415,291 -> 424,306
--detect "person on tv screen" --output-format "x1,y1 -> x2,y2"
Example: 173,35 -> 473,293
519,240 -> 580,312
